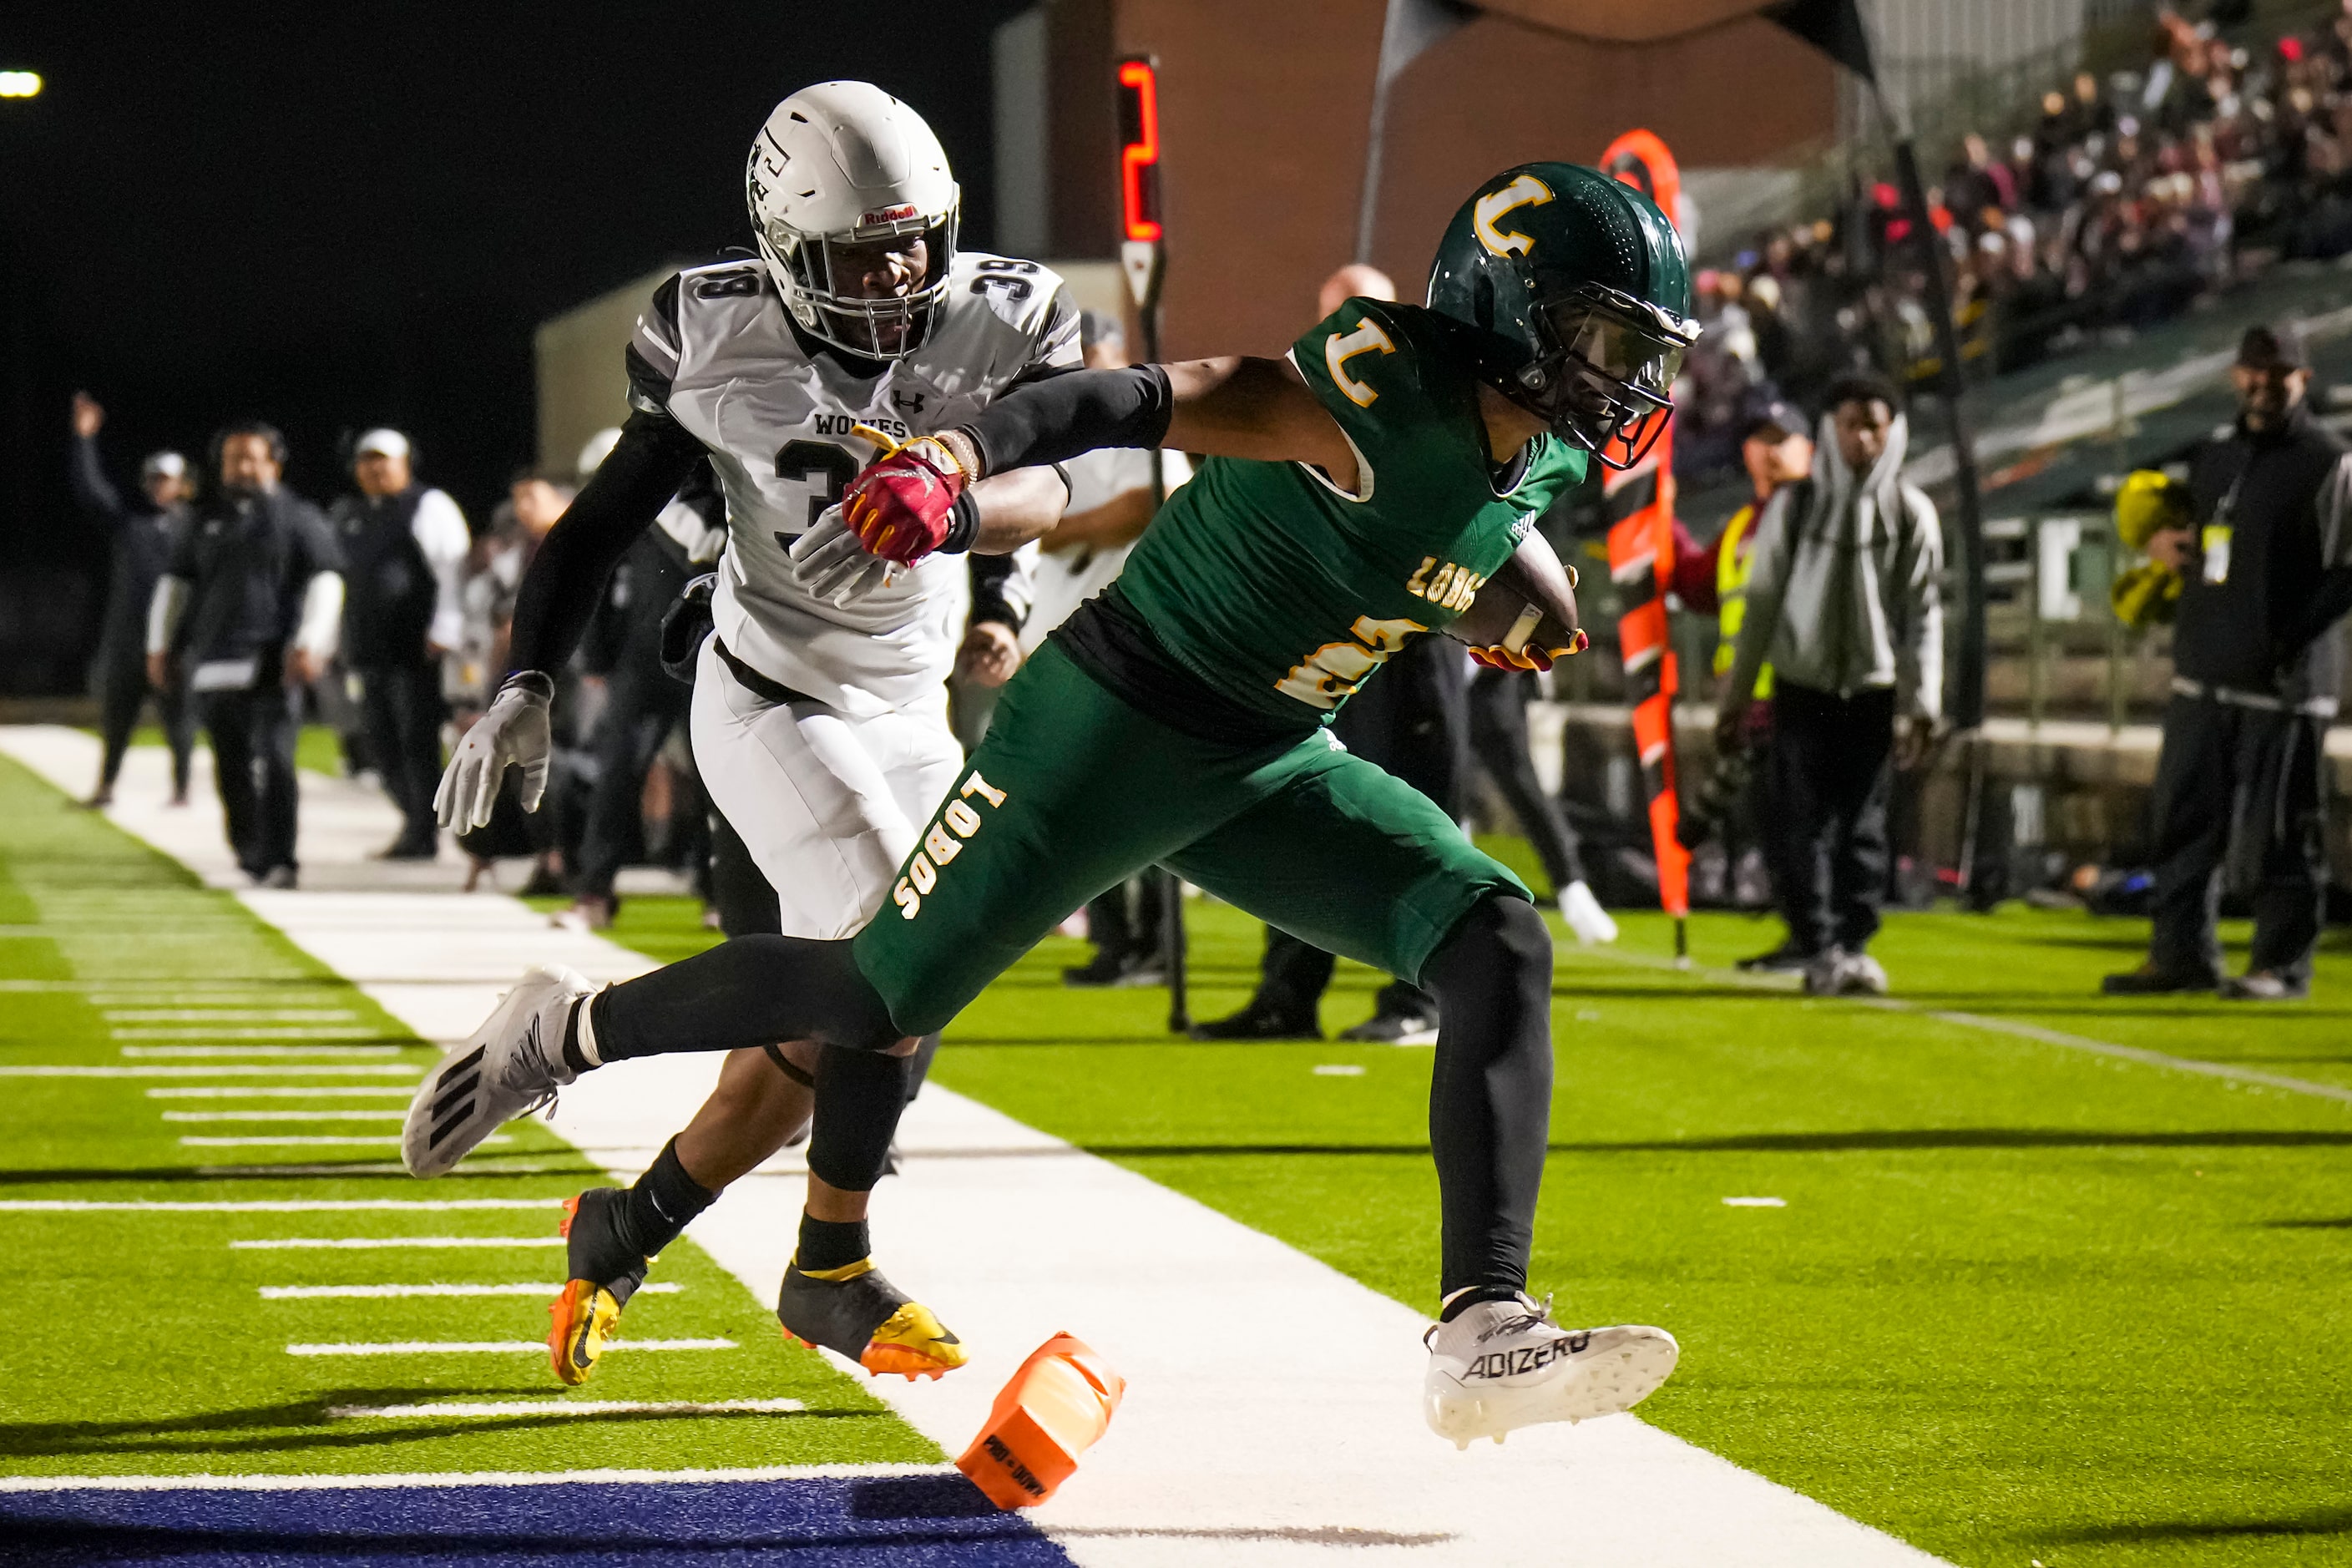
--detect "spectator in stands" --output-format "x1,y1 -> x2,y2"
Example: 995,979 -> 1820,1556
2104,323 -> 2352,1001
329,428 -> 470,861
147,423 -> 343,888
68,393 -> 194,808
1717,375 -> 1943,997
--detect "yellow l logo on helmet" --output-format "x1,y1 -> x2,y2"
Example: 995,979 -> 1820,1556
1474,174 -> 1554,257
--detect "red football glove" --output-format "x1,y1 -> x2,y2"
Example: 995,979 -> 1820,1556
1465,630 -> 1589,673
842,426 -> 973,564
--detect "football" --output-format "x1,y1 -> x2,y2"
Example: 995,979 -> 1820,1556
1445,539 -> 1582,655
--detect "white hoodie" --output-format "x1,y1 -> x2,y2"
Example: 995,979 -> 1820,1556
1723,410 -> 1945,721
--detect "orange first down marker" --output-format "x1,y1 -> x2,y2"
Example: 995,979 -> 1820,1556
955,1332 -> 1125,1510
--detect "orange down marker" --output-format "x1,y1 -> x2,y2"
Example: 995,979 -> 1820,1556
955,1333 -> 1125,1510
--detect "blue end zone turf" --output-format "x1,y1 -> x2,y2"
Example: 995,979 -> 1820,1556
0,1474 -> 1075,1566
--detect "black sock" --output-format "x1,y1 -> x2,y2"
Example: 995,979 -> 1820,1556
1439,1285 -> 1525,1322
561,998 -> 592,1075
615,1138 -> 716,1258
796,1214 -> 870,1273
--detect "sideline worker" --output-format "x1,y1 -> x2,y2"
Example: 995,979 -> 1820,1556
2105,323 -> 2352,1001
68,392 -> 195,807
331,428 -> 471,860
1718,374 -> 1944,999
148,423 -> 344,888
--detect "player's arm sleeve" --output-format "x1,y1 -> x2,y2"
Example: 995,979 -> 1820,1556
962,366 -> 1176,475
505,409 -> 706,680
412,489 -> 472,650
967,544 -> 1035,634
625,274 -> 685,417
68,434 -> 126,524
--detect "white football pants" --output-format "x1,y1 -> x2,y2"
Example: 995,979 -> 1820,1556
690,636 -> 964,939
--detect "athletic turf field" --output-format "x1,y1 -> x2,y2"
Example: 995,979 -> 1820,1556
563,888 -> 2352,1566
0,759 -> 941,1480
6,746 -> 2349,1565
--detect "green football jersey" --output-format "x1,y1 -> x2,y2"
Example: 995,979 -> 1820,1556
1116,299 -> 1586,726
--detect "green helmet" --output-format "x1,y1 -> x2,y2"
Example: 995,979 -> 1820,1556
1426,162 -> 1699,470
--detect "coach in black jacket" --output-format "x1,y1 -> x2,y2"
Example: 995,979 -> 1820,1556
2106,324 -> 2352,1001
68,393 -> 194,807
148,422 -> 345,888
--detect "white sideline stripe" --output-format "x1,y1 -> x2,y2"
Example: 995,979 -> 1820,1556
0,1212 -> 564,1222
1918,1005 -> 2352,1106
1313,1064 -> 1367,1076
148,1086 -> 416,1097
329,1398 -> 797,1419
164,1110 -> 402,1121
288,1338 -> 735,1356
0,1463 -> 946,1494
182,1134 -> 503,1148
233,1235 -> 562,1249
0,726 -> 1952,1568
1723,1196 -> 1787,1207
1567,942 -> 2352,1110
124,1044 -> 401,1057
261,1282 -> 684,1299
0,1066 -> 417,1078
105,1010 -> 358,1022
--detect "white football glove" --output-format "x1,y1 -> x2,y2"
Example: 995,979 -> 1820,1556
434,673 -> 553,832
788,505 -> 898,606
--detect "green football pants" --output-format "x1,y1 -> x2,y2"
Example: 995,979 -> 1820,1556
853,642 -> 1529,1036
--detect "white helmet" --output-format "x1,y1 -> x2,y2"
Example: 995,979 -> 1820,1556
746,82 -> 959,361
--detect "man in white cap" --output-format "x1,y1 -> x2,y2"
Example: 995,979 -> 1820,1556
68,392 -> 195,807
331,427 -> 471,858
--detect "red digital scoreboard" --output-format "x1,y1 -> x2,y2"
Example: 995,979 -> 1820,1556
1115,55 -> 1162,244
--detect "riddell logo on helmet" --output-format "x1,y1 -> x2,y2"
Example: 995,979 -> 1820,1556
862,203 -> 920,225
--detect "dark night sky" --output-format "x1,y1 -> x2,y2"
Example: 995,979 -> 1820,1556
0,3 -> 1029,669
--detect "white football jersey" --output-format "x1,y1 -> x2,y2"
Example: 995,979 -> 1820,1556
627,250 -> 1079,716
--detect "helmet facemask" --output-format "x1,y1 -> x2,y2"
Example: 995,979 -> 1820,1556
756,201 -> 959,362
1509,282 -> 1697,470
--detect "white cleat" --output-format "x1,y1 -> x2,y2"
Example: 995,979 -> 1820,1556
1560,881 -> 1618,945
402,965 -> 598,1177
1424,1294 -> 1678,1449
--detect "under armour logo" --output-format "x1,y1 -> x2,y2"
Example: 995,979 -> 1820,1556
892,391 -> 928,415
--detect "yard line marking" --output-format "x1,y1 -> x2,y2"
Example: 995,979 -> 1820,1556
0,1463 -> 945,1493
1564,942 -> 2352,1110
1722,1196 -> 1787,1207
146,1086 -> 415,1098
119,1041 -> 397,1054
288,1338 -> 735,1357
122,1044 -> 402,1058
0,1065 -> 418,1078
1313,1065 -> 1367,1076
232,1236 -> 565,1249
261,1282 -> 682,1299
197,1161 -> 575,1177
182,1134 -> 499,1148
103,1019 -> 357,1029
163,1110 -> 403,1122
328,1397 -> 792,1419
0,1212 -> 559,1222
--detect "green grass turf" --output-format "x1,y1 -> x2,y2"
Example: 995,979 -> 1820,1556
577,885 -> 2352,1567
0,756 -> 939,1479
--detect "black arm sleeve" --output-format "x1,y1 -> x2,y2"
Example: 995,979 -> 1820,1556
506,410 -> 706,679
966,551 -> 1027,633
962,365 -> 1174,476
68,436 -> 127,525
2285,565 -> 2352,660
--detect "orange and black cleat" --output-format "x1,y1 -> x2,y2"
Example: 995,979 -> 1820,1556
545,1189 -> 649,1387
777,1257 -> 966,1381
